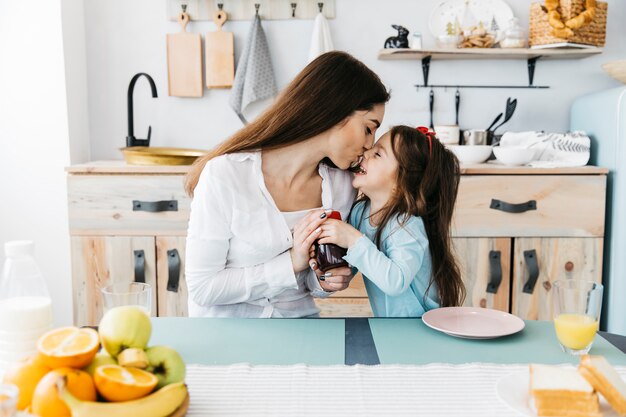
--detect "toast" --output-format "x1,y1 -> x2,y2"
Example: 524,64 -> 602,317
579,355 -> 626,416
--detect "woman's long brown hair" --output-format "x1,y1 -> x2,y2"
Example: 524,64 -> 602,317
185,51 -> 390,196
353,126 -> 465,308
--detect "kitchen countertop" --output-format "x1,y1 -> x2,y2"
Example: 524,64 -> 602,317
149,318 -> 626,366
67,160 -> 609,175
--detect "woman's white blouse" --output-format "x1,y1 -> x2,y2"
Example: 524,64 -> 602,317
185,151 -> 357,318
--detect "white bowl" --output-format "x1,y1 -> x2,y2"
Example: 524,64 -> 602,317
448,145 -> 492,164
493,147 -> 536,166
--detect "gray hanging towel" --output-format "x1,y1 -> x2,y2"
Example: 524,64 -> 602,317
229,14 -> 277,125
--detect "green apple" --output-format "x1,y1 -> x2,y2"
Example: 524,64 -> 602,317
145,345 -> 186,389
98,306 -> 152,358
82,352 -> 117,376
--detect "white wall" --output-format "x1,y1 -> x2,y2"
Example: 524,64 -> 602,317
0,0 -> 73,325
82,0 -> 626,159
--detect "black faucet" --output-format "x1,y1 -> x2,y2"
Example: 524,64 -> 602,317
126,73 -> 158,147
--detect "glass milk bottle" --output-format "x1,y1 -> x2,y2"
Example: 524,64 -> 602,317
0,241 -> 53,370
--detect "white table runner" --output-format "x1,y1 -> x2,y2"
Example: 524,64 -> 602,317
184,363 -> 626,416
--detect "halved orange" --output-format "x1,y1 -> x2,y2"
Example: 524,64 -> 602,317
37,327 -> 100,369
94,364 -> 158,402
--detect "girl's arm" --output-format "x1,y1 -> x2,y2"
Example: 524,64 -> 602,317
318,218 -> 427,297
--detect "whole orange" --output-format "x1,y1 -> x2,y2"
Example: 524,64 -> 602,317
2,354 -> 51,410
31,368 -> 96,417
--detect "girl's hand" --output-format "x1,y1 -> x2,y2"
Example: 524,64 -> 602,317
317,219 -> 363,249
289,209 -> 330,273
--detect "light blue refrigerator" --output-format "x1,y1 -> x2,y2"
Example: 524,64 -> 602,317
571,86 -> 626,335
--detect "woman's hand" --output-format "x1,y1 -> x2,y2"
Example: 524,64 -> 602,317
309,259 -> 354,292
317,219 -> 363,249
289,209 -> 330,273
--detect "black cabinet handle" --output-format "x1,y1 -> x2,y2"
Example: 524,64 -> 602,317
167,249 -> 181,292
133,200 -> 178,212
134,250 -> 145,283
490,199 -> 536,214
486,250 -> 502,294
523,249 -> 540,294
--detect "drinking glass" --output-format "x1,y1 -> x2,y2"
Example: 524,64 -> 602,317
0,383 -> 18,417
100,282 -> 152,315
552,280 -> 603,355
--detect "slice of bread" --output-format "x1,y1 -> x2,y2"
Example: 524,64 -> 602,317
579,355 -> 626,416
530,364 -> 601,417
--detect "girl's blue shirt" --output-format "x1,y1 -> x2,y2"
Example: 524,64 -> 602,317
344,201 -> 440,317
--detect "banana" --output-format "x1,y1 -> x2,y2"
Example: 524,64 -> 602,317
117,347 -> 150,369
57,377 -> 187,417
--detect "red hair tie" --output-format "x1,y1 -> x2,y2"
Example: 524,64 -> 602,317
416,126 -> 434,155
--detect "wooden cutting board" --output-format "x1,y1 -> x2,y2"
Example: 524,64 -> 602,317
166,11 -> 203,97
205,9 -> 234,88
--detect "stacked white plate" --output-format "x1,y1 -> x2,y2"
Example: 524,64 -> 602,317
0,296 -> 53,371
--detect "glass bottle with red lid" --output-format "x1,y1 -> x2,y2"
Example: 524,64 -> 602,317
315,211 -> 349,272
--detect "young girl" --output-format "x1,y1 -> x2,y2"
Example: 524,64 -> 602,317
315,125 -> 465,317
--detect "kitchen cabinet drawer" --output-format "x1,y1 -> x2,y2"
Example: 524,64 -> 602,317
67,175 -> 190,235
453,175 -> 606,237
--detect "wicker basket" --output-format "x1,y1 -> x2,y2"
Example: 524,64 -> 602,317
529,1 -> 607,47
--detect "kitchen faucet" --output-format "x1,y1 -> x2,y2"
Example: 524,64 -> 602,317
126,73 -> 158,147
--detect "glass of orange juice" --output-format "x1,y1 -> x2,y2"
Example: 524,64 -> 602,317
552,280 -> 603,355
101,282 -> 152,316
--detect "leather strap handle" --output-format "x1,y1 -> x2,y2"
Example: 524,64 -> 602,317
486,250 -> 502,294
523,249 -> 540,294
133,200 -> 178,212
134,250 -> 146,283
490,199 -> 536,214
167,249 -> 181,292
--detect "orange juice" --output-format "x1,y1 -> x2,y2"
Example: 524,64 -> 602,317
554,313 -> 598,350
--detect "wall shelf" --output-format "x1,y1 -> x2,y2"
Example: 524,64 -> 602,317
378,47 -> 603,89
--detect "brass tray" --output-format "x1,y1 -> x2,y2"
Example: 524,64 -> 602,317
120,147 -> 207,166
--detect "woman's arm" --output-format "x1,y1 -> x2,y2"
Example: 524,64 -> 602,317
185,173 -> 299,308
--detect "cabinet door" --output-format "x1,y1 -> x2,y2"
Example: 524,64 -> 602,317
156,237 -> 188,317
511,238 -> 603,320
70,236 -> 157,326
452,238 -> 511,312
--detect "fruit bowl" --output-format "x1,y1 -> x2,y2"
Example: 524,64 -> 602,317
493,147 -> 536,166
448,145 -> 492,164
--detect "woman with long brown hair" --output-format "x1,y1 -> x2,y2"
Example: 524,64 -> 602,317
315,125 -> 465,316
184,51 -> 389,317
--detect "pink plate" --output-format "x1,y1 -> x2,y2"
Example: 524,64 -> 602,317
422,307 -> 525,339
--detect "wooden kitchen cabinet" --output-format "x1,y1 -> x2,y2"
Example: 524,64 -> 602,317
511,237 -> 603,321
67,162 -> 607,322
453,238 -> 511,313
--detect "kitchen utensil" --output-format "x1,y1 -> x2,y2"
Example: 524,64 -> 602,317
455,89 -> 460,125
492,97 -> 517,133
448,145 -> 492,164
486,113 -> 503,132
434,125 -> 460,145
422,306 -> 525,339
463,129 -> 488,145
429,89 -> 435,129
120,147 -> 207,165
206,6 -> 234,88
167,6 -> 203,97
493,147 -> 535,166
428,0 -> 513,38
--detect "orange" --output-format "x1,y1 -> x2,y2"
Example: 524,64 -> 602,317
37,326 -> 100,369
94,364 -> 158,402
2,354 -> 51,410
31,368 -> 96,417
